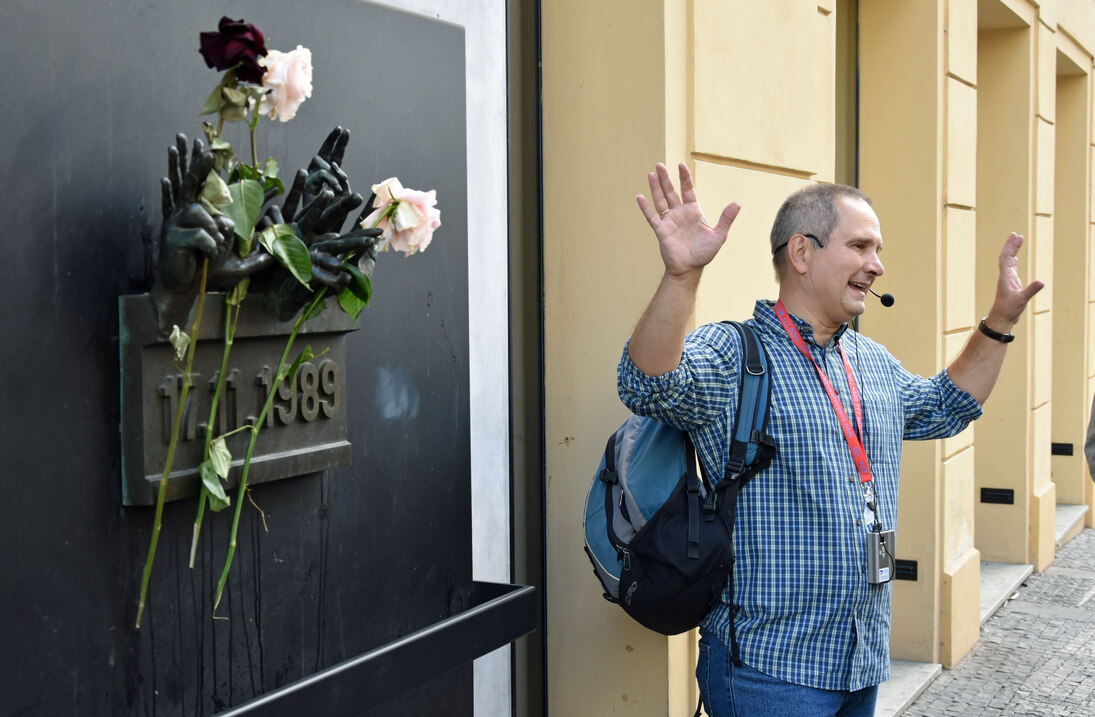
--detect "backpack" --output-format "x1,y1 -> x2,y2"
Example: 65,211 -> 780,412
583,321 -> 775,645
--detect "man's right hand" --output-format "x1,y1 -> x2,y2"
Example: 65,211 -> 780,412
627,162 -> 741,376
635,162 -> 741,278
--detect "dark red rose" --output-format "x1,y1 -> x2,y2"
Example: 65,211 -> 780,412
199,17 -> 268,84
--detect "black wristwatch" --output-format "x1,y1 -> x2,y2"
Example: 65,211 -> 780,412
978,316 -> 1015,343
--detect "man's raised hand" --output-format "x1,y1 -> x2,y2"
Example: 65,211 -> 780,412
635,162 -> 741,277
987,232 -> 1045,331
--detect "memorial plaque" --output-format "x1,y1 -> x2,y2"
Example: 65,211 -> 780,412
119,293 -> 358,506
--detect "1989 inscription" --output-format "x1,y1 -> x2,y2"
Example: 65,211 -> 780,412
158,360 -> 341,442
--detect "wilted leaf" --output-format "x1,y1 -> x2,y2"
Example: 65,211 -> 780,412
221,103 -> 247,124
222,85 -> 248,107
208,491 -> 231,512
199,460 -> 230,507
356,248 -> 377,279
200,170 -> 232,212
209,437 -> 232,479
168,325 -> 190,361
200,86 -> 221,116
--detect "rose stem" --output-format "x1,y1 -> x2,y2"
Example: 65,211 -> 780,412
136,259 -> 210,628
189,295 -> 242,568
212,287 -> 329,612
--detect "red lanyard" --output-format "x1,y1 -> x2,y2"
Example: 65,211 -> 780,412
774,301 -> 873,485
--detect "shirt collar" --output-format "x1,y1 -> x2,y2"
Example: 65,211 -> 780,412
754,299 -> 849,348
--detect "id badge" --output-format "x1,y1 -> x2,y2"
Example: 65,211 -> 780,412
866,529 -> 895,584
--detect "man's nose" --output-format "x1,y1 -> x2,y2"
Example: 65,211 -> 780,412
866,251 -> 885,277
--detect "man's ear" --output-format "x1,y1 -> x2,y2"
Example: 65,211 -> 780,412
787,233 -> 811,275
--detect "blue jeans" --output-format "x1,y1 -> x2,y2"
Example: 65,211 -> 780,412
697,630 -> 878,717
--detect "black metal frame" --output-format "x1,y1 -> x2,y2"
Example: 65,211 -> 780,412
217,582 -> 537,715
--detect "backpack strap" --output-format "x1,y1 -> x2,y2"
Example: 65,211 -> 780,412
723,321 -> 775,482
683,433 -> 703,558
717,321 -> 776,667
716,461 -> 747,667
599,432 -> 625,562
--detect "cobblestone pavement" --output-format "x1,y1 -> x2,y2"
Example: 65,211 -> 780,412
904,528 -> 1095,716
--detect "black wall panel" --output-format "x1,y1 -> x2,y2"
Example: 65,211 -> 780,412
0,1 -> 471,715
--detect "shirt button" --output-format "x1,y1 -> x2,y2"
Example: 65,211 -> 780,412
856,520 -> 862,526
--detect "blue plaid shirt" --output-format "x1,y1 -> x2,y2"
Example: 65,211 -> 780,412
618,300 -> 982,691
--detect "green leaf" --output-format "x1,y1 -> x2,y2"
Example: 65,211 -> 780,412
235,164 -> 259,181
209,437 -> 232,479
337,263 -> 372,321
223,179 -> 265,244
344,263 -> 373,304
199,460 -> 230,507
264,175 -> 286,197
337,285 -> 367,321
258,223 -> 312,286
256,159 -> 285,196
236,234 -> 252,259
302,297 -> 328,322
227,277 -> 250,305
286,346 -> 316,386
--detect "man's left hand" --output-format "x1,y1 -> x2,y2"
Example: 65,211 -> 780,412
986,232 -> 1044,332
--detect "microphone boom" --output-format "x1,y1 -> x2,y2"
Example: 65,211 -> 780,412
870,288 -> 895,307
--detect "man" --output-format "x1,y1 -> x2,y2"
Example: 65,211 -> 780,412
619,163 -> 1043,716
1086,395 -> 1095,480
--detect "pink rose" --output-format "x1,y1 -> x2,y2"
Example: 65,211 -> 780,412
361,177 -> 441,256
258,46 -> 313,122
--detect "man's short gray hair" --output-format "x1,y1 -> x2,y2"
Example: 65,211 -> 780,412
770,183 -> 872,281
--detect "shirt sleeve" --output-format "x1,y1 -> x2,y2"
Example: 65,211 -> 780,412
899,365 -> 983,441
617,323 -> 742,432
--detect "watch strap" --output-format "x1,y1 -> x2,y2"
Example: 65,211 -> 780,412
978,316 -> 1015,343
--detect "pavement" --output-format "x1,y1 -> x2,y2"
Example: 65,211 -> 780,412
878,526 -> 1095,717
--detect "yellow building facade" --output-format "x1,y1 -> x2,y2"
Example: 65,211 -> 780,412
540,0 -> 1095,714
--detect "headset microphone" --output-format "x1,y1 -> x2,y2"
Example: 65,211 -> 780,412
870,288 -> 895,307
